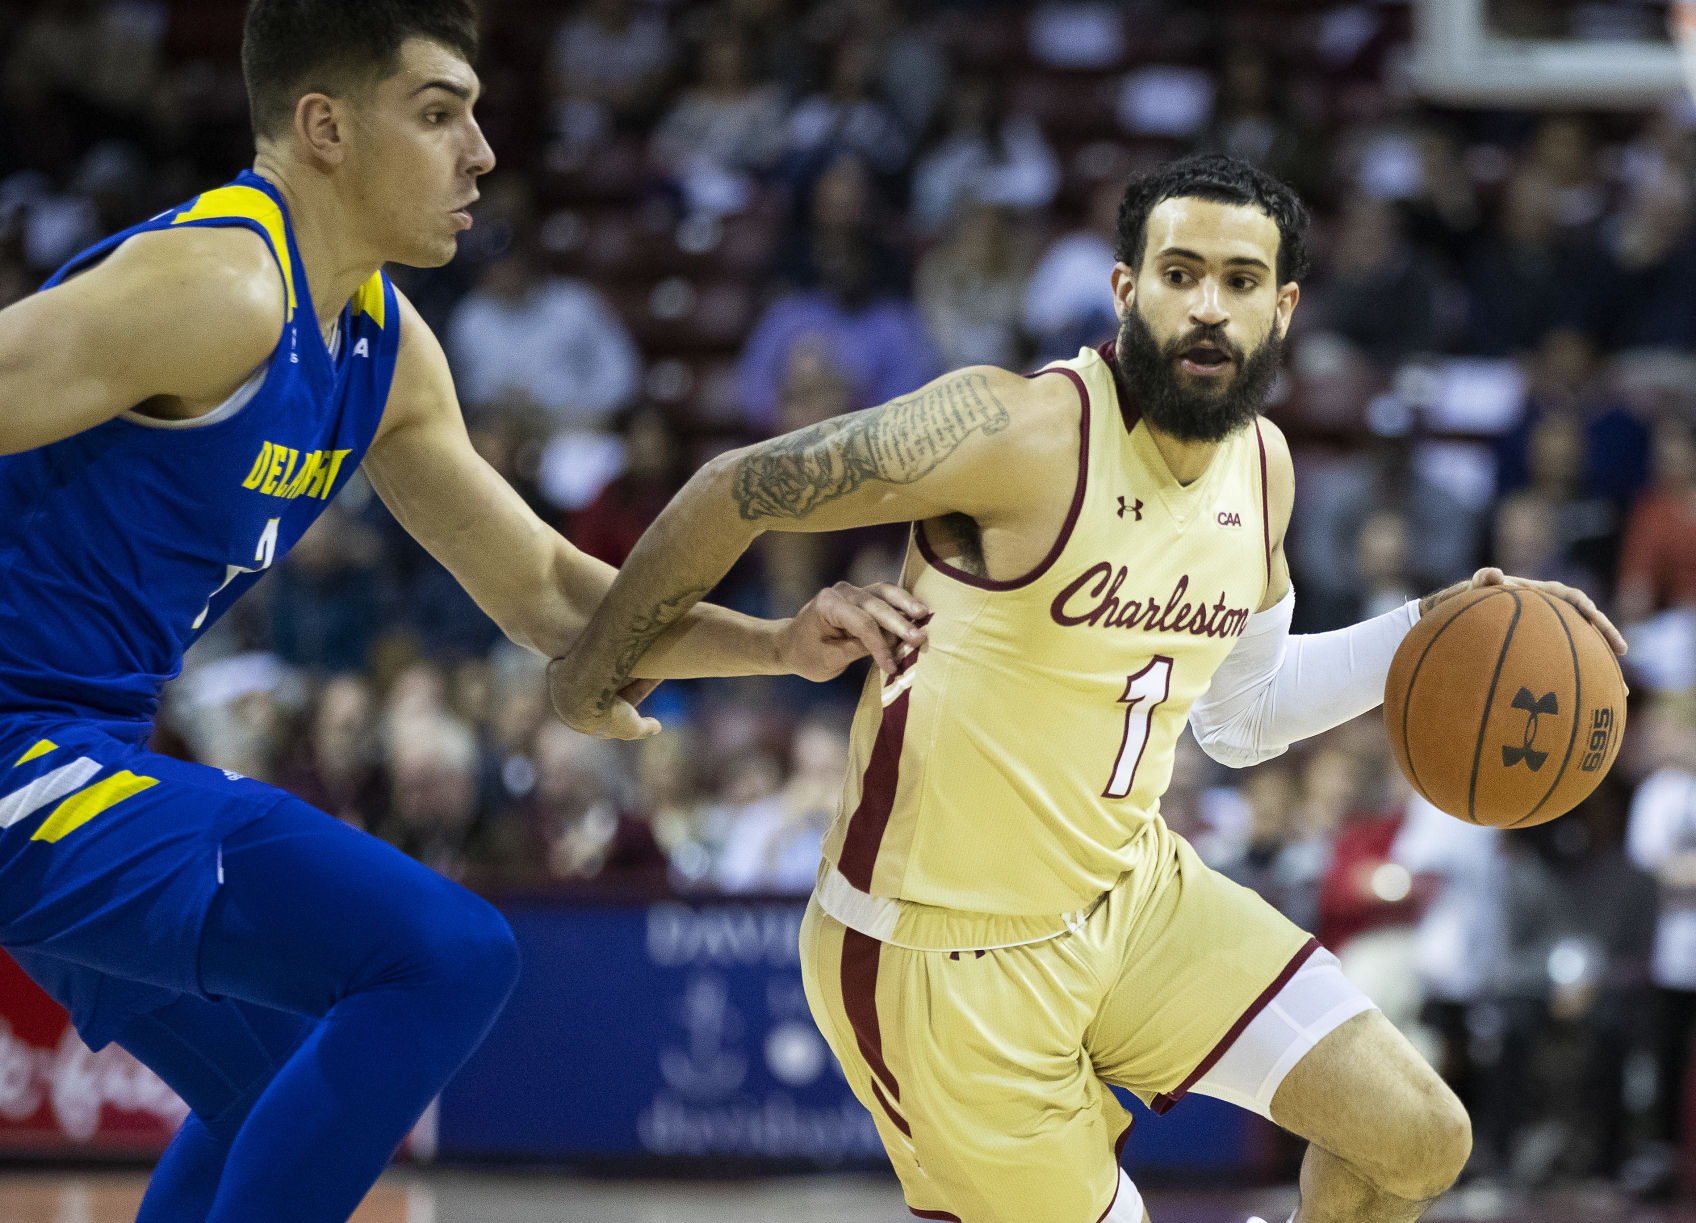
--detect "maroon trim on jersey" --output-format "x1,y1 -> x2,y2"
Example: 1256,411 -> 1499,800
837,685 -> 912,891
1254,419 -> 1272,598
1089,1118 -> 1137,1222
1149,936 -> 1321,1115
914,366 -> 1091,592
841,927 -> 911,1137
909,1210 -> 963,1221
871,1077 -> 912,1137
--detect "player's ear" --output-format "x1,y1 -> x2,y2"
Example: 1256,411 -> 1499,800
1274,280 -> 1300,339
1110,261 -> 1137,321
295,92 -> 346,166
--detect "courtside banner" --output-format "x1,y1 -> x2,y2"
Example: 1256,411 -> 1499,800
438,895 -> 1276,1173
0,951 -> 183,1153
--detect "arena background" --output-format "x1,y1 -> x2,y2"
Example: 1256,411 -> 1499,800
3,0 -> 1696,1219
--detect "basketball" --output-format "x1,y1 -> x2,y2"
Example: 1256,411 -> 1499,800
1384,587 -> 1627,828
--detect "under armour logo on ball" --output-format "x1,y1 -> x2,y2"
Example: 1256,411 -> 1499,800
1502,687 -> 1559,771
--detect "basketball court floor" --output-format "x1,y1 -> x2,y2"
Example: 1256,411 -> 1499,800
2,1171 -> 1696,1223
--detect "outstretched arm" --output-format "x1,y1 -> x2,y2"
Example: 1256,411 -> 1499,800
364,289 -> 924,688
549,364 -> 1052,738
1190,422 -> 1626,767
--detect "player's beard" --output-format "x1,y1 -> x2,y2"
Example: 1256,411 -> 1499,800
1112,305 -> 1283,443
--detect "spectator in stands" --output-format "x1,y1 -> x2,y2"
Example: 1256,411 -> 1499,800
445,244 -> 642,432
1590,173 -> 1696,352
1393,794 -> 1504,1123
1625,696 -> 1696,1162
275,676 -> 388,833
268,500 -> 383,673
1226,757 -> 1331,936
529,721 -> 667,885
1463,168 -> 1604,358
910,72 -> 1058,237
916,200 -> 1033,371
801,0 -> 949,141
716,718 -> 849,893
569,406 -> 687,567
1220,761 -> 1298,889
1313,197 -> 1441,368
636,731 -> 712,882
1527,114 -> 1608,234
377,713 -> 489,878
1398,123 -> 1481,271
1349,509 -> 1421,622
1496,328 -> 1650,516
737,154 -> 937,430
1198,43 -> 1325,199
1491,488 -> 1602,595
782,38 -> 911,184
649,22 -> 788,217
1312,742 -> 1418,955
547,0 -> 678,152
1618,418 -> 1696,621
1293,435 -> 1479,631
1022,176 -> 1121,364
1480,797 -> 1656,1183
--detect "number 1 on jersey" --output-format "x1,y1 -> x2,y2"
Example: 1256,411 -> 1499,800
1104,656 -> 1173,799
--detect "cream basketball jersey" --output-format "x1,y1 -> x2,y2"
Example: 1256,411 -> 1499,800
817,343 -> 1273,951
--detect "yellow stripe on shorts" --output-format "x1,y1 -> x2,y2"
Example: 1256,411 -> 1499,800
32,771 -> 159,843
12,739 -> 56,767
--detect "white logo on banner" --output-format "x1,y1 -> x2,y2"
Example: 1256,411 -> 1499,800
0,1017 -> 188,1141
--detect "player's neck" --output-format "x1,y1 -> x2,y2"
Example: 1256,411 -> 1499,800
250,158 -> 383,341
1140,420 -> 1221,487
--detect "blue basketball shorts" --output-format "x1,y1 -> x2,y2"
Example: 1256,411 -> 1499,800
0,714 -> 286,1048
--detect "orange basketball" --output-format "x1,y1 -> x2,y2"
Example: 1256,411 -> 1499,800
1384,586 -> 1626,828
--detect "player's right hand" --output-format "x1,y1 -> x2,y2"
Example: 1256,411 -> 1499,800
546,657 -> 664,741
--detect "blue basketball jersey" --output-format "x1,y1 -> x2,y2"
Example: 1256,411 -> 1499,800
0,171 -> 399,742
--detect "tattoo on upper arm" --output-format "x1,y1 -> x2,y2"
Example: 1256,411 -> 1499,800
731,372 -> 1010,521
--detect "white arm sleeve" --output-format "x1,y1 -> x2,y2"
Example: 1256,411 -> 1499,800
1188,591 -> 1421,768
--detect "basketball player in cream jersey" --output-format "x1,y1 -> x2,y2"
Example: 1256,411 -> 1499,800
553,155 -> 1626,1223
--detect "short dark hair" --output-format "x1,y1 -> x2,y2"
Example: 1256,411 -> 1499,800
242,0 -> 480,140
1115,153 -> 1311,284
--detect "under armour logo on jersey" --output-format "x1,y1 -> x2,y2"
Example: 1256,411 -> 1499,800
352,337 -> 370,358
1116,496 -> 1143,521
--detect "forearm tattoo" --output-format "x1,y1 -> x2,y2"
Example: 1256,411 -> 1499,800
595,583 -> 714,713
731,372 -> 1010,521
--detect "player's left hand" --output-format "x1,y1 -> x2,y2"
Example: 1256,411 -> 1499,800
1420,567 -> 1628,657
778,581 -> 931,681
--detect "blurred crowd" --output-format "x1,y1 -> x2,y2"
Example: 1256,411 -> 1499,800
6,0 -> 1696,1195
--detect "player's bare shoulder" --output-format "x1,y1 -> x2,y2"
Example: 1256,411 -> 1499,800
0,223 -> 287,452
94,224 -> 283,358
1253,414 -> 1295,533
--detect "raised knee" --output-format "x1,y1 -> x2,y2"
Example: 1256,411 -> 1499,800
454,900 -> 522,1007
408,891 -> 522,1015
1382,1089 -> 1471,1201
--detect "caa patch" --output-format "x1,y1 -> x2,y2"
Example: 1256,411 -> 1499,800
1216,510 -> 1243,528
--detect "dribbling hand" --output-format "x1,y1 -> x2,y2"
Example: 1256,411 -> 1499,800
1420,567 -> 1627,656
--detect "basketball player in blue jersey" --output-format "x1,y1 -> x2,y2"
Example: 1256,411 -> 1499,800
0,3 -> 926,1221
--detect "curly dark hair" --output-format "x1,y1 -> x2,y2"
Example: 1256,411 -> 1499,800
1114,153 -> 1311,285
242,0 -> 480,140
